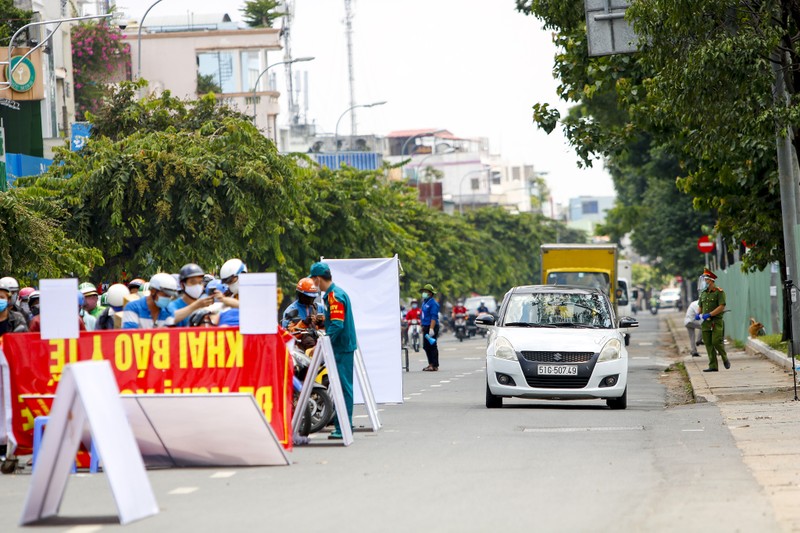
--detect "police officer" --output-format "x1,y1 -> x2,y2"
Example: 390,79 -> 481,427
697,268 -> 730,372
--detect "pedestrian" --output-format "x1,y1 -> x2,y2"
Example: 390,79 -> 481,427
169,263 -> 215,327
122,273 -> 179,329
697,268 -> 730,372
79,282 -> 106,319
420,283 -> 440,371
309,261 -> 357,440
683,299 -> 702,357
217,258 -> 246,326
0,279 -> 28,336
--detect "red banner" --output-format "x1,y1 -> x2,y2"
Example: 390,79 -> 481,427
2,327 -> 293,454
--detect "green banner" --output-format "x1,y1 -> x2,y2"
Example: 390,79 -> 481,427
0,125 -> 6,192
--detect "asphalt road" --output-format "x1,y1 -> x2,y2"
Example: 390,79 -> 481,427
0,313 -> 780,531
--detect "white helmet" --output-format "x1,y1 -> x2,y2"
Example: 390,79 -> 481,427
0,276 -> 19,305
220,259 -> 247,283
148,273 -> 179,297
105,283 -> 130,308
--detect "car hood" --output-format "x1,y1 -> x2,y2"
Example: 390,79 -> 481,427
495,327 -> 618,352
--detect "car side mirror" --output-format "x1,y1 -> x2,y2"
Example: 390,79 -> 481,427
475,313 -> 495,327
619,317 -> 639,328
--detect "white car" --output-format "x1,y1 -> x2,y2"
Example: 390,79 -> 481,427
658,288 -> 682,309
479,285 -> 638,410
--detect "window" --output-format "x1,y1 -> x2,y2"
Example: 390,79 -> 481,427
197,51 -> 236,94
512,167 -> 521,181
471,177 -> 480,190
582,200 -> 599,214
241,51 -> 262,91
491,171 -> 502,185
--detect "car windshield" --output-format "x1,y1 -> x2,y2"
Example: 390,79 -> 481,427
501,291 -> 613,329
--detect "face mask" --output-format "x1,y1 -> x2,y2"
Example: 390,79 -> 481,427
184,284 -> 204,300
30,304 -> 39,316
422,292 -> 429,299
156,296 -> 171,309
411,304 -> 417,309
0,300 -> 7,312
229,281 -> 240,295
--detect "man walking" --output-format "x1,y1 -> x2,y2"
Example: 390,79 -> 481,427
684,299 -> 702,357
697,268 -> 730,372
309,262 -> 357,440
421,283 -> 440,371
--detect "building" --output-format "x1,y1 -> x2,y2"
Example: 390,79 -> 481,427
566,195 -> 615,233
125,14 -> 282,143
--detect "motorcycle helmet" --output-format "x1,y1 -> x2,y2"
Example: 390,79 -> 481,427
106,283 -> 130,309
189,308 -> 214,327
19,287 -> 35,301
78,282 -> 98,296
0,276 -> 19,305
179,263 -> 205,282
149,273 -> 180,298
220,258 -> 247,284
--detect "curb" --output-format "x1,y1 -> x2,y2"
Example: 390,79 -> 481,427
663,314 -> 716,403
745,338 -> 792,369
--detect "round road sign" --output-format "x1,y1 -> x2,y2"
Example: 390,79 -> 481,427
697,235 -> 715,254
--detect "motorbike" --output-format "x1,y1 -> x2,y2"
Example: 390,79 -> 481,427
466,314 -> 479,338
290,343 -> 334,434
649,298 -> 659,315
408,318 -> 422,352
454,313 -> 468,342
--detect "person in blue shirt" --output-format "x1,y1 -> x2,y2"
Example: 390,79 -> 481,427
420,283 -> 440,371
282,277 -> 323,329
309,262 -> 357,440
169,263 -> 214,327
122,273 -> 178,329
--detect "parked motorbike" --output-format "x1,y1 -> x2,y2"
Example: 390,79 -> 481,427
290,343 -> 334,434
408,318 -> 422,352
466,314 -> 478,338
454,313 -> 468,341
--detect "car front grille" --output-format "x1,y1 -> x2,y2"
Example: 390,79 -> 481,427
520,351 -> 594,363
525,376 -> 591,389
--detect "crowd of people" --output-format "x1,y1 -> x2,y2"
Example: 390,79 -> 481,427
0,258 -> 249,338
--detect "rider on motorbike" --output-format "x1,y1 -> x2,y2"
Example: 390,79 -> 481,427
452,299 -> 467,320
405,299 -> 422,322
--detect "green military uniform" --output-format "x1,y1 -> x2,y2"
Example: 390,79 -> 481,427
699,285 -> 728,370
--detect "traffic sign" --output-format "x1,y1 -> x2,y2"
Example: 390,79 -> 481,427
697,235 -> 715,253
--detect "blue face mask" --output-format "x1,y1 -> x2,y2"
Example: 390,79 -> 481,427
156,296 -> 171,309
411,304 -> 418,309
422,292 -> 429,299
0,300 -> 7,312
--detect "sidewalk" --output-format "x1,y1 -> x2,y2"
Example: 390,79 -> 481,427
665,313 -> 800,531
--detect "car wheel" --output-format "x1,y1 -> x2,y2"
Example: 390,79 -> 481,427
486,381 -> 503,408
606,387 -> 627,410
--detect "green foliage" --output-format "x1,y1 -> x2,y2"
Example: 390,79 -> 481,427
0,0 -> 33,47
197,73 -> 221,95
240,0 -> 283,28
71,20 -> 131,120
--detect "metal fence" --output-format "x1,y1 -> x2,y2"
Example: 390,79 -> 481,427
716,263 -> 781,343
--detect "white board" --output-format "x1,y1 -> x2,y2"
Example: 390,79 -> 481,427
39,278 -> 79,340
238,272 -> 278,334
19,361 -> 158,526
324,257 -> 403,403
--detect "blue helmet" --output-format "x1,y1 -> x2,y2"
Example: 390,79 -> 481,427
78,291 -> 85,307
205,279 -> 228,296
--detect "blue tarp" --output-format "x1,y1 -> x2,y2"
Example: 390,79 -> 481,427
6,153 -> 53,185
312,152 -> 382,170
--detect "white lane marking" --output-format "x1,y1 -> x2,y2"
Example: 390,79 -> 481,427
632,356 -> 650,360
682,429 -> 705,432
463,357 -> 482,360
638,342 -> 654,346
210,471 -> 236,479
410,392 -> 422,396
439,380 -> 451,383
430,384 -> 442,388
404,396 -> 411,400
523,426 -> 644,433
169,487 -> 199,495
354,415 -> 368,419
443,348 -> 457,351
455,375 -> 465,378
65,527 -> 103,533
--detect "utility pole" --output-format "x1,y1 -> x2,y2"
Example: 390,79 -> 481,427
344,0 -> 356,139
281,1 -> 299,125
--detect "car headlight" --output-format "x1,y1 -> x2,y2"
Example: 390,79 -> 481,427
492,337 -> 518,361
598,338 -> 621,362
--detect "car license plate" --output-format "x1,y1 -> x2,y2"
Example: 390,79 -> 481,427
537,364 -> 578,376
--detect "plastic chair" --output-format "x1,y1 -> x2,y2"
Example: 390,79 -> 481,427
32,416 -> 100,473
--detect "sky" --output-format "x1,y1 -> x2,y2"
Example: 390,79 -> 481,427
118,0 -> 615,205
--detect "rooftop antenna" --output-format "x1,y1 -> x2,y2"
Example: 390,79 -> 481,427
281,1 -> 300,124
344,0 -> 356,137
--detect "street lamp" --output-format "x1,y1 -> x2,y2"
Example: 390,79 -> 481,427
334,100 -> 387,153
137,0 -> 166,81
400,129 -> 446,157
458,168 -> 489,215
1,14 -> 111,89
251,57 -> 314,126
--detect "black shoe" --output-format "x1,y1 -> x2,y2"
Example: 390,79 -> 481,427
696,340 -> 704,346
691,352 -> 700,357
723,360 -> 731,369
702,368 -> 718,372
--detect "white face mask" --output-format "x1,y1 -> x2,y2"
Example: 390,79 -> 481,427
184,284 -> 204,300
229,281 -> 240,295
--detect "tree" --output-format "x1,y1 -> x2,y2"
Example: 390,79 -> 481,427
0,0 -> 33,48
197,73 -> 222,95
240,0 -> 284,28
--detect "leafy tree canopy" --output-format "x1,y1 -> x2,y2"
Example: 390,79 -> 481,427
240,0 -> 284,28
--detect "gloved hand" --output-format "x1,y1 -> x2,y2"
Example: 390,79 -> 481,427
702,313 -> 711,320
425,333 -> 437,345
694,313 -> 701,320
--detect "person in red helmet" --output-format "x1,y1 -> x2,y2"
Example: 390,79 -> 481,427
282,277 -> 323,329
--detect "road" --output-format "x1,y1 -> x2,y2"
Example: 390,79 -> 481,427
0,313 -> 781,531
